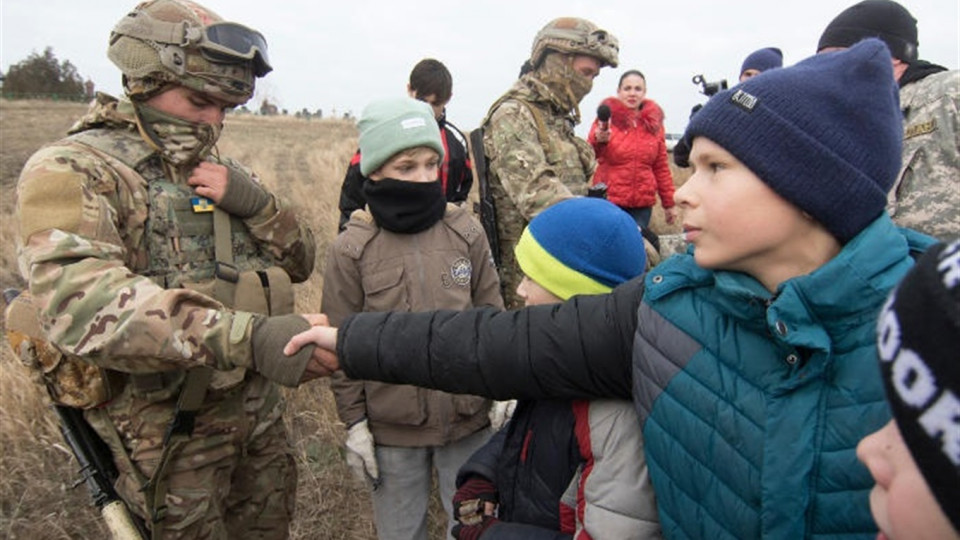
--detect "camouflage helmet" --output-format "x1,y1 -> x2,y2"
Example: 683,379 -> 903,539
107,0 -> 271,105
530,17 -> 619,69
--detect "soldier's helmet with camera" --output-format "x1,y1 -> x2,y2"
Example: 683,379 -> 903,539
107,0 -> 271,105
529,17 -> 619,69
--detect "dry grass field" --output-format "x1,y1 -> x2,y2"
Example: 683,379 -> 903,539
0,98 -> 687,539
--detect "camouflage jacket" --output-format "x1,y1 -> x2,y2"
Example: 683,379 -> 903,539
483,75 -> 596,227
15,94 -> 316,375
889,69 -> 960,240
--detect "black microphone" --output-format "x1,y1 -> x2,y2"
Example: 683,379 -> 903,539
597,104 -> 611,131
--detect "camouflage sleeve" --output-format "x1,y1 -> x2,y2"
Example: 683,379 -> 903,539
320,237 -> 368,425
889,71 -> 960,239
224,157 -> 317,283
16,144 -> 255,373
485,100 -> 575,221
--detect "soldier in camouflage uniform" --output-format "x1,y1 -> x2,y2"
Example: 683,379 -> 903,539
481,17 -> 619,308
818,0 -> 959,240
14,1 -> 320,538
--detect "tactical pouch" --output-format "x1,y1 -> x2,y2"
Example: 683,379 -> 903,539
4,292 -> 123,409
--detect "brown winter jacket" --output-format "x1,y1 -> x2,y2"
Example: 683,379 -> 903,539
323,204 -> 504,446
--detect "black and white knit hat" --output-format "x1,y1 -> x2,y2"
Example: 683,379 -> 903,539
876,240 -> 960,533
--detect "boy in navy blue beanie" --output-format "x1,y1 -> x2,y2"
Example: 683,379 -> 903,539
288,39 -> 939,539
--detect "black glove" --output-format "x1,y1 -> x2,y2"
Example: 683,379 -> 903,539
451,515 -> 499,540
219,165 -> 271,218
251,314 -> 314,386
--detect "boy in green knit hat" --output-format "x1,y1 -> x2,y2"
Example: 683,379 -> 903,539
321,97 -> 503,540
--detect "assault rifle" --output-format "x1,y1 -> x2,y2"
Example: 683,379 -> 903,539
55,405 -> 148,539
2,288 -> 146,540
469,128 -> 501,268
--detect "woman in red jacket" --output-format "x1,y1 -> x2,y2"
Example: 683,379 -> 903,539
588,70 -> 677,228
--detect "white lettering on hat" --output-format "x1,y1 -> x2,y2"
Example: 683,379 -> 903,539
892,349 -> 938,408
937,241 -> 960,289
877,297 -> 900,362
730,89 -> 758,112
401,117 -> 427,130
918,391 -> 960,465
881,287 -> 960,466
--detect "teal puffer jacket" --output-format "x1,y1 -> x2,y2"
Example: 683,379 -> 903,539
634,216 -> 934,539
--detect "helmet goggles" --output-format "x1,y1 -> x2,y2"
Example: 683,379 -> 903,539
198,22 -> 271,77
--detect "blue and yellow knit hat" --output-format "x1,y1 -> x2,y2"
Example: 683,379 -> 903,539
514,198 -> 646,300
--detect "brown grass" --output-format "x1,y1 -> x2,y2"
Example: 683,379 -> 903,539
0,98 -> 688,539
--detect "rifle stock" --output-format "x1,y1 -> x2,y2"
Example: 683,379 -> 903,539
468,128 -> 501,268
55,405 -> 147,539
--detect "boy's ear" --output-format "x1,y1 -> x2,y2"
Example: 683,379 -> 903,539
407,85 -> 417,99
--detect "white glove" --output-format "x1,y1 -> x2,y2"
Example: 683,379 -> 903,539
345,419 -> 380,488
488,400 -> 517,431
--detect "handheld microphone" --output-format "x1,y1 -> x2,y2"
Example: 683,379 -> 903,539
597,104 -> 611,131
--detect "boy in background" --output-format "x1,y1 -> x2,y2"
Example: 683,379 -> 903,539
323,97 -> 502,540
451,197 -> 660,539
337,59 -> 472,232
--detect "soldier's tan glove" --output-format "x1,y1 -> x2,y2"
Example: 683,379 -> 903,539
488,400 -> 516,431
219,165 -> 271,218
345,419 -> 380,489
251,314 -> 314,387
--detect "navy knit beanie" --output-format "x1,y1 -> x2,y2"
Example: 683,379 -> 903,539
740,47 -> 783,77
817,0 -> 918,62
876,240 -> 960,534
684,38 -> 902,243
514,198 -> 645,300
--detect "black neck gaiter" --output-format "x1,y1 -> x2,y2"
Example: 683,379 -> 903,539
362,178 -> 446,234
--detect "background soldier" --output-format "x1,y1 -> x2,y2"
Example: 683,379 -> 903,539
818,0 -> 960,240
13,0 -> 319,537
480,17 -> 619,308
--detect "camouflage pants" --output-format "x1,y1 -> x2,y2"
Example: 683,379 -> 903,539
87,373 -> 296,539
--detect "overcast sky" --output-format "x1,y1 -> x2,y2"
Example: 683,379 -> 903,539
2,0 -> 958,135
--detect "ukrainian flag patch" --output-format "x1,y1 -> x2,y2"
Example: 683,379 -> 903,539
191,197 -> 215,213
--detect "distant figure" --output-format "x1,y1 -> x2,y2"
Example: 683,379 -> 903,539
818,0 -> 959,240
588,70 -> 677,230
739,47 -> 783,81
324,97 -> 502,540
479,17 -> 619,309
337,58 -> 472,232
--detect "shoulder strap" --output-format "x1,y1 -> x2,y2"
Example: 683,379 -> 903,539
68,129 -> 156,174
484,94 -> 557,164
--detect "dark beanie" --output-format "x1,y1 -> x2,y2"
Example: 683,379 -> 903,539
684,39 -> 902,243
817,0 -> 918,62
740,47 -> 783,77
876,240 -> 960,533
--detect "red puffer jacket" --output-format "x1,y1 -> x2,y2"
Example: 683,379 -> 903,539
588,97 -> 675,210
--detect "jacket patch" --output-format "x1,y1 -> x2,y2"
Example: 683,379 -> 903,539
442,257 -> 472,288
904,118 -> 937,140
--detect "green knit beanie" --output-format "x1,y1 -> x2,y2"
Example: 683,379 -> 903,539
358,97 -> 444,176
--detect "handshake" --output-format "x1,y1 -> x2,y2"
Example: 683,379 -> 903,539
251,313 -> 341,386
